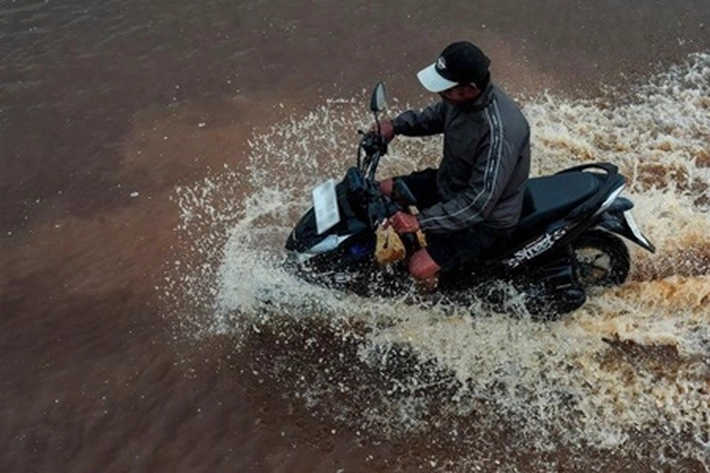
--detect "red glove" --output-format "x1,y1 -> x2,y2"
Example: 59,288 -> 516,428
388,211 -> 420,234
370,120 -> 395,142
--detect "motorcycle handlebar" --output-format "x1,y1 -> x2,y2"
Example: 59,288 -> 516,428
357,130 -> 388,180
358,130 -> 388,157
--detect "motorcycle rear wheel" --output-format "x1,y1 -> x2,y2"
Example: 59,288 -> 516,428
572,230 -> 630,287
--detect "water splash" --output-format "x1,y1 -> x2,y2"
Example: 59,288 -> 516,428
165,55 -> 710,469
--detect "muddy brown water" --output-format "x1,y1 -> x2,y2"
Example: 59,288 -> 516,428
3,1 -> 710,472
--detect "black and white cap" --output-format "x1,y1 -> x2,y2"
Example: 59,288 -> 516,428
417,41 -> 491,93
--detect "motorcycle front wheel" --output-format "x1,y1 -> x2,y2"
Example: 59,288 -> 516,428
572,230 -> 630,287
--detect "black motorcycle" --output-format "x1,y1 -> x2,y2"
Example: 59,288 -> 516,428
284,83 -> 656,316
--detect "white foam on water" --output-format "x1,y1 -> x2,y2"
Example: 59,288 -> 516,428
165,54 -> 710,467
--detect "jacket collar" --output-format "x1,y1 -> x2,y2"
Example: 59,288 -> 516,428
455,83 -> 494,113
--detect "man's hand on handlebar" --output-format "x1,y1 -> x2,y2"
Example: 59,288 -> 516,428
369,119 -> 395,142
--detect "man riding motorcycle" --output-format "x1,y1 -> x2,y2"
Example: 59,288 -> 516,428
376,40 -> 532,291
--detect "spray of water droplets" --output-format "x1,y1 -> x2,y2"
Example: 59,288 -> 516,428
164,55 -> 710,468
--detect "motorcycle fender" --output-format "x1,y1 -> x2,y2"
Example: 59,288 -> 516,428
598,209 -> 656,253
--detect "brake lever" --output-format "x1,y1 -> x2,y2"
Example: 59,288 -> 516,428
358,130 -> 388,156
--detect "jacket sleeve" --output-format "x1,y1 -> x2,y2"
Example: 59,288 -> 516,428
417,134 -> 519,233
391,102 -> 446,136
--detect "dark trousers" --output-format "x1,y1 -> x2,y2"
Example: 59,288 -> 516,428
396,169 -> 511,272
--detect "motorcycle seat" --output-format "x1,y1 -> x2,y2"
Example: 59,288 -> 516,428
517,172 -> 602,232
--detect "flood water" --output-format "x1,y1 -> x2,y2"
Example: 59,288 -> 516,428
2,1 -> 710,472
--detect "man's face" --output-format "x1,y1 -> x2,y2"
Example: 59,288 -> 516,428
439,84 -> 479,106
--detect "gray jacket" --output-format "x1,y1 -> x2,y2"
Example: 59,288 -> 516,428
392,84 -> 530,233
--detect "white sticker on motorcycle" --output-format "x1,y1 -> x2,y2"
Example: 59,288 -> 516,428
503,227 -> 567,268
313,179 -> 341,235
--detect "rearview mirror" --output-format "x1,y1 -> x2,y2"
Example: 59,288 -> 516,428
370,82 -> 387,113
